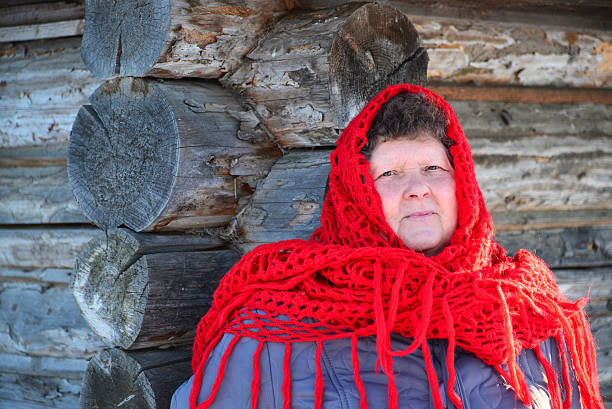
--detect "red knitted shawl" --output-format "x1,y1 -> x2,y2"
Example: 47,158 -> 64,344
190,85 -> 602,409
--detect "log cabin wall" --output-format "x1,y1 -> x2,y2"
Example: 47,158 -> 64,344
0,1 -> 611,408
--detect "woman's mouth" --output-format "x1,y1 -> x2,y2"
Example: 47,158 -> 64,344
405,211 -> 435,220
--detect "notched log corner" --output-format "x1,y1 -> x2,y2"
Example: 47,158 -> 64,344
226,2 -> 428,148
68,77 -> 281,232
81,0 -> 288,79
81,348 -> 192,409
71,228 -> 239,349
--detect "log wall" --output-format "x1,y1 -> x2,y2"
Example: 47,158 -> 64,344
0,29 -> 103,408
1,1 -> 611,407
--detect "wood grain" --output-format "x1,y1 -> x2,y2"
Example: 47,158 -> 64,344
0,227 -> 101,270
0,37 -> 101,149
0,282 -> 104,358
296,0 -> 612,31
68,77 -> 280,231
72,229 -> 238,349
80,0 -> 287,79
0,19 -> 84,43
227,3 -> 427,147
80,348 -> 192,409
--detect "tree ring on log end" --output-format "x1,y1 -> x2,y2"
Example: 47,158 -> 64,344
68,78 -> 179,231
80,349 -> 155,409
329,3 -> 428,127
81,0 -> 170,78
72,229 -> 148,349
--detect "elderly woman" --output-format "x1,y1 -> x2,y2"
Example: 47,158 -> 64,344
172,85 -> 603,409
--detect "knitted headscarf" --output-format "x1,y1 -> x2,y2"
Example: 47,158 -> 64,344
190,84 -> 603,409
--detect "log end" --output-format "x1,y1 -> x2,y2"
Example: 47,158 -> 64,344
80,348 -> 192,409
68,78 -> 179,232
80,0 -> 170,78
329,3 -> 428,127
72,229 -> 148,349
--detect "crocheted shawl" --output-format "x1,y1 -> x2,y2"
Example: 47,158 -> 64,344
190,84 -> 602,409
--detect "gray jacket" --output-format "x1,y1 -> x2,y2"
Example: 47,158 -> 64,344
171,332 -> 581,409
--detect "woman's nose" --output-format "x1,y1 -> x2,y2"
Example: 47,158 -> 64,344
402,174 -> 431,199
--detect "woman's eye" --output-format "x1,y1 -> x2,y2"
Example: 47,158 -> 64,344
425,165 -> 442,171
381,170 -> 395,177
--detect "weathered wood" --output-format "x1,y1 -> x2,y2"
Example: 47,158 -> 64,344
540,266 -> 612,389
226,3 -> 427,147
80,348 -> 191,409
0,355 -> 87,407
0,397 -> 78,409
412,15 -> 612,88
80,0 -> 287,79
230,26 -> 612,149
0,19 -> 84,43
0,161 -> 87,224
0,268 -> 73,285
0,1 -> 84,27
0,37 -> 101,149
72,229 -> 239,349
0,282 -> 104,358
68,77 -> 280,231
554,267 -> 612,317
0,352 -> 87,379
429,83 -> 612,105
0,227 -> 101,269
274,94 -> 612,146
233,150 -> 611,258
295,0 -> 612,32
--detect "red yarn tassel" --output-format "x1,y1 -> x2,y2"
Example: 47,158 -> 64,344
251,341 -> 265,409
442,298 -> 463,409
282,342 -> 292,409
351,335 -> 370,409
190,333 -> 223,409
422,340 -> 444,409
198,335 -> 241,409
498,285 -> 532,407
389,270 -> 435,357
315,341 -> 324,409
386,353 -> 398,409
534,344 -> 562,409
386,268 -> 405,334
554,333 -> 572,409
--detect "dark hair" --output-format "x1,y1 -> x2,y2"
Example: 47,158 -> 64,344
361,92 -> 453,163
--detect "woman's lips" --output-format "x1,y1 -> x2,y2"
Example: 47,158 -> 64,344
404,211 -> 435,220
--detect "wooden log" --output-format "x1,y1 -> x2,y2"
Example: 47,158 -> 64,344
0,281 -> 104,358
0,268 -> 73,285
72,228 -> 239,349
233,149 -> 611,259
0,353 -> 88,408
80,348 -> 191,409
79,0 -> 287,79
0,352 -> 87,379
411,15 -> 612,89
295,0 -> 612,32
226,3 -> 428,147
0,37 -> 101,149
0,19 -> 84,43
0,227 -> 101,270
68,77 -> 281,232
0,1 -> 85,27
0,156 -> 87,224
228,10 -> 612,148
429,83 -> 612,105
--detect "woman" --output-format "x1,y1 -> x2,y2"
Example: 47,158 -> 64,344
172,85 -> 603,409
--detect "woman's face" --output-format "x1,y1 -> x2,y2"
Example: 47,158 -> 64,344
368,135 -> 458,256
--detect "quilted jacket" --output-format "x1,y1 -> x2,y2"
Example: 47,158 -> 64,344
171,332 -> 581,409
